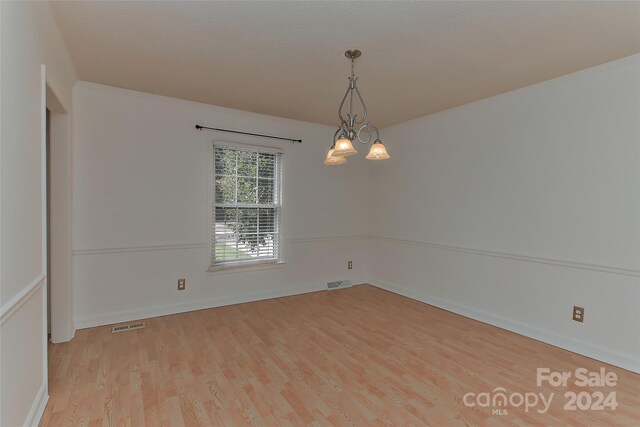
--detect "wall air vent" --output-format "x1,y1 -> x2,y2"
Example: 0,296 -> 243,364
327,280 -> 352,290
111,322 -> 145,333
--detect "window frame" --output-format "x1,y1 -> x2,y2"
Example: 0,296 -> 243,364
208,141 -> 284,271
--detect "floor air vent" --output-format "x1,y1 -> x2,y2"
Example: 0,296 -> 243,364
327,280 -> 352,290
111,322 -> 145,333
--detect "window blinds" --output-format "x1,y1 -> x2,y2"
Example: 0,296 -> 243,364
212,145 -> 281,266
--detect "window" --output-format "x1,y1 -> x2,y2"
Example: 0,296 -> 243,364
211,144 -> 282,268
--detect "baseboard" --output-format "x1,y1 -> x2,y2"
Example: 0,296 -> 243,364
75,283 -> 325,329
23,382 -> 48,427
369,279 -> 640,374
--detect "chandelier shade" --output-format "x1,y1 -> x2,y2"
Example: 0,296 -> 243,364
324,49 -> 390,164
324,148 -> 347,165
366,140 -> 390,160
333,137 -> 358,157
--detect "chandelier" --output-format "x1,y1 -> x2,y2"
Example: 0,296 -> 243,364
324,49 -> 390,165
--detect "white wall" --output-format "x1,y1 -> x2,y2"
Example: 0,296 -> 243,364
0,2 -> 77,426
72,83 -> 369,328
369,54 -> 640,372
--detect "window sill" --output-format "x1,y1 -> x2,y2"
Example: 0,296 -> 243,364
207,261 -> 286,275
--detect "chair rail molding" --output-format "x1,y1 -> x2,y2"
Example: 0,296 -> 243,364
0,273 -> 47,326
369,235 -> 640,277
73,235 -> 369,256
73,243 -> 207,256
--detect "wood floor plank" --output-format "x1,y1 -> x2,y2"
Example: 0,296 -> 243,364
41,285 -> 640,426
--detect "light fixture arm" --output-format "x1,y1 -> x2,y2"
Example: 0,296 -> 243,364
338,57 -> 368,128
331,127 -> 342,146
337,86 -> 350,128
356,123 -> 380,144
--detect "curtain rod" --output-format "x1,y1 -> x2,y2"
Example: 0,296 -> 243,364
195,124 -> 302,144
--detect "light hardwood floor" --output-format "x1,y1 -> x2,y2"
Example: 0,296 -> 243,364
42,285 -> 640,426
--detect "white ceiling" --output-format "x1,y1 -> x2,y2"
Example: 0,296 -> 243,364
52,1 -> 640,128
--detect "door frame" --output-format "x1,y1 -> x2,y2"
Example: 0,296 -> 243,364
43,66 -> 75,344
